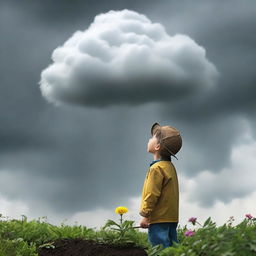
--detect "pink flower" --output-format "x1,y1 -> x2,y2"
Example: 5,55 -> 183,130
188,217 -> 197,225
185,230 -> 195,237
245,214 -> 253,219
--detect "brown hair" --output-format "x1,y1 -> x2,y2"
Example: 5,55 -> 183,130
153,129 -> 171,160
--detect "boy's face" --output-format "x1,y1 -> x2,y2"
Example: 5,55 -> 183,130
147,134 -> 160,153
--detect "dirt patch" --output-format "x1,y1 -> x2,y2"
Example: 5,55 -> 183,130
37,238 -> 148,256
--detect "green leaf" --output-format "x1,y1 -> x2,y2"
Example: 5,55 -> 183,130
249,243 -> 256,252
203,217 -> 212,227
146,244 -> 164,256
110,228 -> 121,231
102,220 -> 121,230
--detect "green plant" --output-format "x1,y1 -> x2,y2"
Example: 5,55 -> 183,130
146,244 -> 164,256
158,214 -> 256,256
101,219 -> 139,245
0,238 -> 38,256
1,212 -> 256,255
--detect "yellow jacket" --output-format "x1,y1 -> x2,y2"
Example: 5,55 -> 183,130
140,160 -> 179,224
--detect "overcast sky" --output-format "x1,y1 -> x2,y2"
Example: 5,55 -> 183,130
1,0 -> 256,229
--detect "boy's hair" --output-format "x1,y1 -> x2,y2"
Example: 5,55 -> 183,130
154,129 -> 172,159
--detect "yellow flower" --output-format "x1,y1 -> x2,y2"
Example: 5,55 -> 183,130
115,206 -> 128,215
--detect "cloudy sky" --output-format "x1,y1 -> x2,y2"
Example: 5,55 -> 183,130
1,0 -> 256,230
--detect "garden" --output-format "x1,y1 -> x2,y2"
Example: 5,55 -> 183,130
0,207 -> 256,256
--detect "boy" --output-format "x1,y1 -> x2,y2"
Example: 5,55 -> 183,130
139,122 -> 182,248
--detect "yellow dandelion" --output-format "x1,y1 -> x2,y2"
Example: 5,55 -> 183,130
115,206 -> 128,215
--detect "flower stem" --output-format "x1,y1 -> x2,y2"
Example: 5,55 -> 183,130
120,214 -> 124,239
196,221 -> 203,227
120,214 -> 123,225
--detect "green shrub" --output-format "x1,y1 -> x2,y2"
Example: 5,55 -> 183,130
0,238 -> 38,256
0,213 -> 255,256
158,217 -> 256,256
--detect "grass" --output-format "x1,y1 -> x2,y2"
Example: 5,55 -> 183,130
0,213 -> 255,255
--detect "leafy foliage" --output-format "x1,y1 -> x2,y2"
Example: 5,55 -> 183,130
99,219 -> 148,248
0,213 -> 256,255
0,238 -> 38,256
158,217 -> 256,256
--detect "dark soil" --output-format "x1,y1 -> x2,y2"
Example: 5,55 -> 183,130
37,238 -> 148,256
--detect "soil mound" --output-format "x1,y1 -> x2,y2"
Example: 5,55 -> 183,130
38,238 -> 148,256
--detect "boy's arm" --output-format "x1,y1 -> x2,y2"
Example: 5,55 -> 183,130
140,166 -> 164,218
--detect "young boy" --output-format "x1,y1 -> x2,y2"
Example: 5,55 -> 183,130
139,122 -> 182,248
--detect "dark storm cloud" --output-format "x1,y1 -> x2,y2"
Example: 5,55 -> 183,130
145,0 -> 256,116
0,1 -> 153,214
1,0 -> 158,28
1,0 -> 182,217
144,0 -> 256,179
0,104 -> 156,215
1,0 -> 256,215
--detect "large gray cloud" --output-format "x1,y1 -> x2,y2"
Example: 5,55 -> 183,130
40,9 -> 218,107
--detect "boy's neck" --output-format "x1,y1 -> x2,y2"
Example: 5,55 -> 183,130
153,152 -> 161,160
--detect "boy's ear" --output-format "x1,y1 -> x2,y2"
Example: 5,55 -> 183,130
155,143 -> 161,150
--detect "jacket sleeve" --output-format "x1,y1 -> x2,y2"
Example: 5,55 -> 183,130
140,166 -> 164,218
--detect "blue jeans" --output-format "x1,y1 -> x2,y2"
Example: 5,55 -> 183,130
148,222 -> 179,248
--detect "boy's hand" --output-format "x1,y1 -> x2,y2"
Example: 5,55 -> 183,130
140,217 -> 150,228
